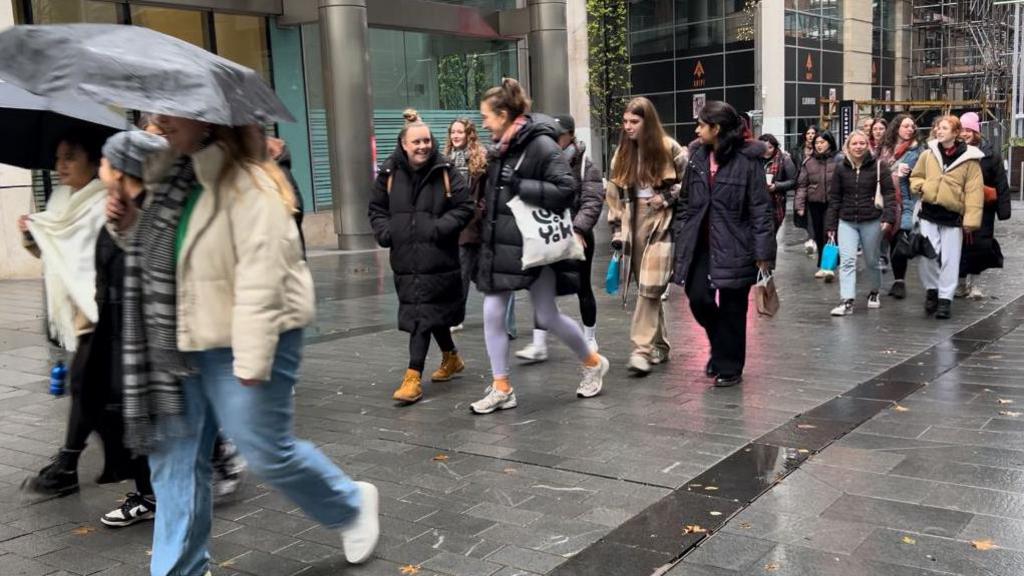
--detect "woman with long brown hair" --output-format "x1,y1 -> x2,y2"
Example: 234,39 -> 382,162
444,117 -> 488,332
877,113 -> 923,299
106,117 -> 379,573
607,97 -> 686,375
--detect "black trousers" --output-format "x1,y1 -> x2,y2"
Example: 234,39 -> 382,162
808,201 -> 828,268
459,244 -> 480,317
685,245 -> 751,378
409,325 -> 456,372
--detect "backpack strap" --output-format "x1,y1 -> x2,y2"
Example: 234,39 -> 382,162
387,173 -> 393,194
443,169 -> 451,198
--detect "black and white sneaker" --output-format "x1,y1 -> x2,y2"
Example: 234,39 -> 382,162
101,493 -> 155,528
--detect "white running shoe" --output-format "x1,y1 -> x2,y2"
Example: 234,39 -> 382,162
867,292 -> 881,309
814,269 -> 827,279
968,286 -> 985,300
340,482 -> 380,564
831,300 -> 854,317
577,355 -> 609,398
628,353 -> 651,375
514,343 -> 548,363
823,270 -> 835,283
650,348 -> 670,365
470,387 -> 518,414
450,324 -> 464,332
804,239 -> 817,255
101,493 -> 155,528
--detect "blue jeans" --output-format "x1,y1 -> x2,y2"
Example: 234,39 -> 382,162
149,329 -> 361,576
838,218 -> 883,301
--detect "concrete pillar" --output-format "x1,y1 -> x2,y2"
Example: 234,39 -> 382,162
893,0 -> 912,101
0,3 -> 41,280
842,0 -> 873,101
565,0 -> 591,154
758,0 -> 786,137
527,0 -> 569,114
319,0 -> 376,250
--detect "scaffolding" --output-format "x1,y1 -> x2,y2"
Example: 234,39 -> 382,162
910,0 -> 1014,130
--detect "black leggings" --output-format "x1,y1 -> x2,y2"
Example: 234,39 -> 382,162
808,202 -> 828,268
409,325 -> 456,372
889,230 -> 909,281
535,228 -> 597,329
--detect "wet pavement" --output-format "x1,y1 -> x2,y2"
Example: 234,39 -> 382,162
0,211 -> 1023,576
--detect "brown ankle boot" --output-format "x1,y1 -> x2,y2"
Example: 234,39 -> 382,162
431,350 -> 465,382
392,369 -> 423,403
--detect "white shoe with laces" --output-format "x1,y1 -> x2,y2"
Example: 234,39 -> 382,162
515,343 -> 548,363
471,386 -> 518,414
341,481 -> 380,564
867,292 -> 881,309
101,493 -> 155,528
577,355 -> 609,398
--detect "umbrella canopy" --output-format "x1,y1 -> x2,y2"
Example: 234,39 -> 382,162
0,24 -> 294,127
0,80 -> 127,170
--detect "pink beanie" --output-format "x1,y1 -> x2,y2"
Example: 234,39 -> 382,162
960,112 -> 981,134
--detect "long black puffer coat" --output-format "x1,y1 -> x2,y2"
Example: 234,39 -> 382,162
671,140 -> 777,290
961,141 -> 1012,275
475,114 -> 578,295
368,145 -> 474,332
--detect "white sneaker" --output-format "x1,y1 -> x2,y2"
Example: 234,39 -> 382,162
814,269 -> 827,279
968,286 -> 985,300
577,355 -> 609,398
823,270 -> 835,283
628,353 -> 651,375
586,338 -> 599,353
515,343 -> 548,363
471,387 -> 518,414
341,481 -> 380,564
867,292 -> 881,309
450,324 -> 464,332
101,493 -> 155,528
650,348 -> 669,365
830,300 -> 854,317
804,239 -> 817,255
954,279 -> 970,299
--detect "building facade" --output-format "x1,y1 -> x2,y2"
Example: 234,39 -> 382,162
0,0 -> 580,267
627,0 -> 913,152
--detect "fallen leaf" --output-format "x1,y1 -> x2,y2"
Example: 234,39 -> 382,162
400,565 -> 421,575
971,539 -> 997,551
902,536 -> 917,545
764,563 -> 780,572
893,404 -> 910,412
219,559 -> 236,568
710,511 -> 722,516
997,399 -> 1014,405
704,486 -> 719,491
797,449 -> 810,454
682,524 -> 708,535
70,526 -> 96,536
739,522 -> 753,529
432,454 -> 449,462
796,423 -> 817,429
503,467 -> 518,474
999,411 -> 1022,417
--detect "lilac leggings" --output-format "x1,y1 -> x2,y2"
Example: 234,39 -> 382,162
483,267 -> 591,378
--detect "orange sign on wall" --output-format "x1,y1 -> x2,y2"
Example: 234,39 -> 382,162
804,53 -> 814,81
693,60 -> 706,88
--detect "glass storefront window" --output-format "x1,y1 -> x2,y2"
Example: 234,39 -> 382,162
214,14 -> 269,81
130,6 -> 208,49
676,19 -> 724,57
631,0 -> 673,31
29,0 -> 121,24
631,27 -> 674,63
675,0 -> 723,24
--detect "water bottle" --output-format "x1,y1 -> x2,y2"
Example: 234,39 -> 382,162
49,362 -> 67,396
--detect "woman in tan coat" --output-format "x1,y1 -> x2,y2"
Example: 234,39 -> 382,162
909,115 -> 984,319
607,97 -> 686,375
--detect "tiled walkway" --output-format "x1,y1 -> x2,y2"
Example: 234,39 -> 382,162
1,212 -> 1022,576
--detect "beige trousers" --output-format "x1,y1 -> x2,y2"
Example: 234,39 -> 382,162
630,199 -> 669,357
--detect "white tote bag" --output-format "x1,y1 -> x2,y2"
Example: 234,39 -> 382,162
505,156 -> 585,270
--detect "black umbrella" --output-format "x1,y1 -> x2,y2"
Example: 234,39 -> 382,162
0,24 -> 294,127
0,80 -> 127,170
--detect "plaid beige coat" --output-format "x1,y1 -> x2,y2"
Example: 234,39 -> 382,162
607,137 -> 688,303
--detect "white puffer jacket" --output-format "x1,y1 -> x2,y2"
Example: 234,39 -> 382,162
146,143 -> 314,381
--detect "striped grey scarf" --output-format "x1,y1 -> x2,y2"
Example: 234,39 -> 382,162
123,155 -> 196,453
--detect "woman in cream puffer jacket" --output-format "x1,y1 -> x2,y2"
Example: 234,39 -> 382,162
109,119 -> 379,576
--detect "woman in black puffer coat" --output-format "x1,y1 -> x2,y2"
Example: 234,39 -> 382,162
672,101 -> 776,388
469,79 -> 610,415
369,113 -> 474,404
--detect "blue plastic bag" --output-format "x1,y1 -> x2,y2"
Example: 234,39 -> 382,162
820,241 -> 839,271
605,252 -> 621,294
